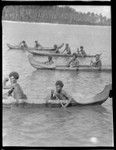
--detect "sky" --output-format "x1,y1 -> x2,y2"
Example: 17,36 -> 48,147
70,6 -> 111,18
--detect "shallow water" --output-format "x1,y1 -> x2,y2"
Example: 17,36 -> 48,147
2,21 -> 113,146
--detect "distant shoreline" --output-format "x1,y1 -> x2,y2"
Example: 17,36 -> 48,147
2,20 -> 111,28
2,6 -> 111,26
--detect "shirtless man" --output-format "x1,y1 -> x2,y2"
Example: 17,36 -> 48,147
3,72 -> 27,103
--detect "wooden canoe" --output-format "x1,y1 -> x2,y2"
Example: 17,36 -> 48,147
2,84 -> 112,108
7,43 -> 56,51
28,54 -> 111,72
27,48 -> 98,58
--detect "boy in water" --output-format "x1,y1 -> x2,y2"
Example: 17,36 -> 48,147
51,80 -> 72,107
3,72 -> 27,103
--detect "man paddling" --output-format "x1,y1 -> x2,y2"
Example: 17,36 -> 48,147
80,46 -> 87,57
90,54 -> 102,70
62,43 -> 71,55
34,41 -> 43,49
51,80 -> 72,107
54,43 -> 64,53
67,53 -> 79,68
44,56 -> 54,65
19,41 -> 28,49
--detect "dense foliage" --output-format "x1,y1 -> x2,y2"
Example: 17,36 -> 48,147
2,6 -> 111,26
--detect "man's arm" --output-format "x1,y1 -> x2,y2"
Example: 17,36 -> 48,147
3,78 -> 12,89
57,43 -> 64,49
51,90 -> 56,100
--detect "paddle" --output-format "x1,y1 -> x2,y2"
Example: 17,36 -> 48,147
55,64 -> 91,68
55,95 -> 71,108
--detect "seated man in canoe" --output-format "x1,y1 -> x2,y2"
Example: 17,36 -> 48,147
19,41 -> 28,49
34,41 -> 43,49
90,54 -> 102,70
3,72 -> 27,103
62,43 -> 71,55
43,56 -> 54,65
50,80 -> 73,107
67,53 -> 79,68
54,43 -> 64,53
80,46 -> 87,57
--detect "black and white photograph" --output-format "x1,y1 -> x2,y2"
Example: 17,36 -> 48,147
2,5 -> 113,147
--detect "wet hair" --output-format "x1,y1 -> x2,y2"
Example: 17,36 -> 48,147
35,41 -> 38,43
72,53 -> 78,58
22,41 -> 25,43
9,72 -> 19,80
55,80 -> 64,87
80,46 -> 83,49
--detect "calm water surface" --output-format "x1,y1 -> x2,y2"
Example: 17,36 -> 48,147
2,21 -> 113,146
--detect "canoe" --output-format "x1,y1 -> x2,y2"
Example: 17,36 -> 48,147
2,84 -> 112,108
27,48 -> 98,58
28,54 -> 112,72
7,43 -> 26,50
7,43 -> 56,51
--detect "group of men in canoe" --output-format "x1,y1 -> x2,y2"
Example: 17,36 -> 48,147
3,71 -> 112,107
19,40 -> 102,69
19,40 -> 86,56
3,71 -> 74,107
44,53 -> 102,69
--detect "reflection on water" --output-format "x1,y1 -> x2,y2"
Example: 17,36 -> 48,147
3,105 -> 113,146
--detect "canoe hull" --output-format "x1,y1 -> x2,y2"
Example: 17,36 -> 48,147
27,49 -> 97,58
28,54 -> 111,72
7,43 -> 55,51
3,84 -> 111,108
2,99 -> 107,108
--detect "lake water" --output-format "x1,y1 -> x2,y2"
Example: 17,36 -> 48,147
2,21 -> 113,146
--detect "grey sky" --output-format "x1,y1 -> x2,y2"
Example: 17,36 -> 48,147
70,6 -> 111,18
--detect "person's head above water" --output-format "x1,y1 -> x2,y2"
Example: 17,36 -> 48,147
35,41 -> 38,43
9,72 -> 19,84
55,80 -> 64,92
80,46 -> 84,50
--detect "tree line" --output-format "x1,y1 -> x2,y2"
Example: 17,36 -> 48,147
2,6 -> 111,26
